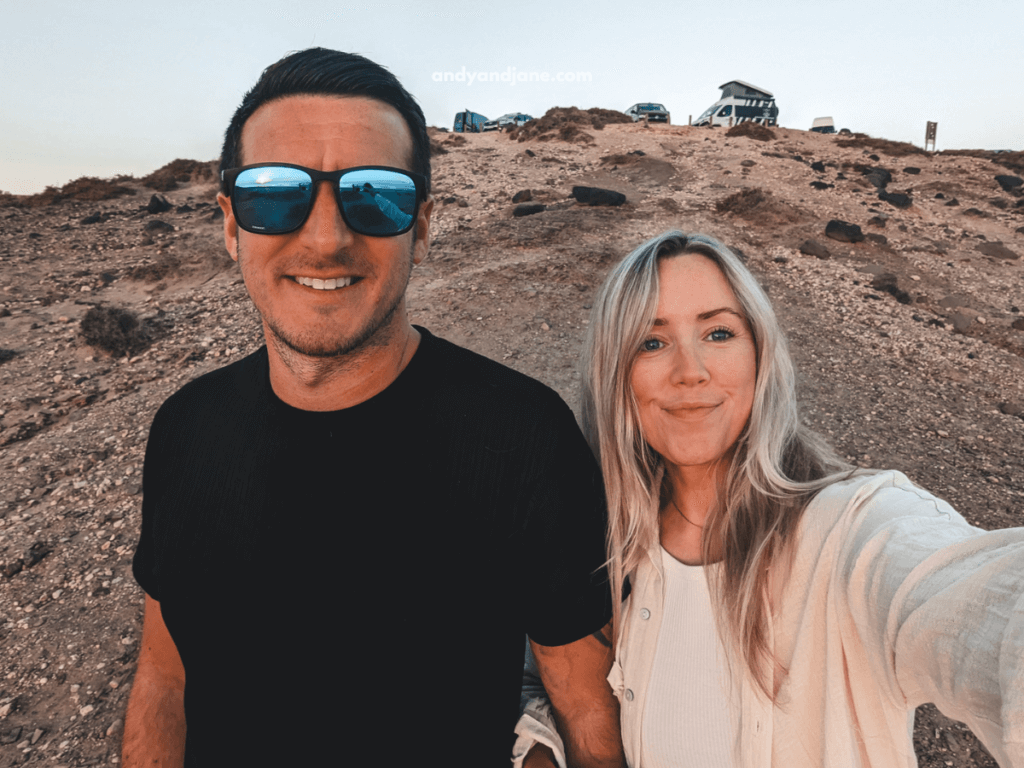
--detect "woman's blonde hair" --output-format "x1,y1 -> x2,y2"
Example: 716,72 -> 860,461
580,231 -> 851,699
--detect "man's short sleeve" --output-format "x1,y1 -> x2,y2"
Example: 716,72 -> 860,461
519,398 -> 612,646
131,404 -> 168,602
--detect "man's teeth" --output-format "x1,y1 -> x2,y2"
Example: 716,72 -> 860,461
294,276 -> 353,290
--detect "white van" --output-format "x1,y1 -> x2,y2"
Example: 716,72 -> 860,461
625,103 -> 671,124
693,81 -> 778,127
810,117 -> 836,134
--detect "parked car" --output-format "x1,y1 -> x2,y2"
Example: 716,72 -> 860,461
693,81 -> 778,127
497,112 -> 533,128
453,110 -> 489,133
481,119 -> 500,132
810,117 -> 836,134
625,103 -> 670,124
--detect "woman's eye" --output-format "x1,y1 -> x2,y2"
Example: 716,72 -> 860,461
707,328 -> 734,342
641,338 -> 663,352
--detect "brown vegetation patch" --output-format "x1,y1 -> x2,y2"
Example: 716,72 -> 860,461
444,134 -> 468,147
715,187 -> 804,224
127,255 -> 184,282
726,122 -> 776,141
835,135 -> 928,158
0,176 -> 137,208
941,149 -> 1024,177
140,159 -> 218,191
508,107 -> 631,143
79,306 -> 153,357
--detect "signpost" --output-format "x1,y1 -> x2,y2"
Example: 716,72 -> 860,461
925,121 -> 938,152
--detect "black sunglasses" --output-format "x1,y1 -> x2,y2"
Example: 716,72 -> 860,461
222,163 -> 427,237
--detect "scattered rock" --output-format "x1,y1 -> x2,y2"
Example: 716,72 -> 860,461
879,190 -> 912,209
870,273 -> 911,304
865,233 -> 888,246
999,401 -> 1024,417
903,167 -> 921,175
944,198 -> 960,207
867,215 -> 887,228
144,219 -> 175,233
513,204 -> 546,217
799,239 -> 831,259
811,161 -> 826,173
995,175 -> 1023,193
1012,317 -> 1024,331
948,311 -> 975,333
976,242 -> 1020,260
146,194 -> 172,214
825,219 -> 864,243
963,207 -> 988,217
511,190 -> 532,203
571,186 -> 626,206
810,181 -> 833,191
740,160 -> 756,168
862,167 -> 893,190
934,193 -> 945,199
80,213 -> 102,225
0,348 -> 16,364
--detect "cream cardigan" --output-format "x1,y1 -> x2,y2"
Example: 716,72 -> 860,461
513,470 -> 1024,767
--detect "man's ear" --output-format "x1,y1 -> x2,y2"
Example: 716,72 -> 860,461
412,195 -> 434,266
217,193 -> 239,262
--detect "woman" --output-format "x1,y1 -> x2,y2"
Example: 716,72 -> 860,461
515,231 -> 1024,768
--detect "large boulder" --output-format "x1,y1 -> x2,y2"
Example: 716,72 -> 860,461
146,194 -> 172,214
879,190 -> 912,209
976,241 -> 1020,260
862,167 -> 892,190
571,186 -> 626,206
799,239 -> 831,259
995,174 -> 1023,193
825,219 -> 864,243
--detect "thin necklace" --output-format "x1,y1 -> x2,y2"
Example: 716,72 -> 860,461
670,497 -> 705,528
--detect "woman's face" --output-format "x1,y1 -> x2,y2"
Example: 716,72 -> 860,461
629,254 -> 757,473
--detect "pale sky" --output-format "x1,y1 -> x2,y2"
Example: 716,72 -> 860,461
3,0 -> 1022,195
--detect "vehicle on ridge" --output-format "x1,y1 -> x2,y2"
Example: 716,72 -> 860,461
625,103 -> 671,123
693,81 -> 778,128
453,110 -> 489,133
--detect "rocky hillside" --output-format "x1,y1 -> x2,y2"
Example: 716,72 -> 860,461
0,115 -> 1022,766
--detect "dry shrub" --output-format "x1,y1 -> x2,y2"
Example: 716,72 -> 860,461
141,159 -> 219,191
429,138 -> 448,156
941,149 -> 1024,177
835,135 -> 928,157
127,255 -> 183,282
726,122 -> 776,141
444,134 -> 468,147
600,153 -> 643,166
508,107 -> 631,143
715,187 -> 803,224
79,306 -> 152,357
1,176 -> 137,208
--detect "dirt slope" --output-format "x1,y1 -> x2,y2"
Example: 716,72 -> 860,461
1,122 -> 1022,766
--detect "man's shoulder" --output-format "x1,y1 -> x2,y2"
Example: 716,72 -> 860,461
421,330 -> 566,413
154,346 -> 267,424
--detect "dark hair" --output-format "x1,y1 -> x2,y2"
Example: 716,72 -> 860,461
219,48 -> 430,196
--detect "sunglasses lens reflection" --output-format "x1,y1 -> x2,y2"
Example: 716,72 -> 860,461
233,166 -> 418,236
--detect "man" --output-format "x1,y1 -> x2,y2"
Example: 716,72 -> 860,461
122,48 -> 623,767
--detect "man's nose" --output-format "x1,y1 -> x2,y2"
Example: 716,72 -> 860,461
298,180 -> 354,248
670,340 -> 710,386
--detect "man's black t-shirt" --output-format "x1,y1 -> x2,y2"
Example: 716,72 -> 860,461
133,328 -> 611,766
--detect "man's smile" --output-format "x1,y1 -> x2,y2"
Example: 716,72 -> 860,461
287,275 -> 360,291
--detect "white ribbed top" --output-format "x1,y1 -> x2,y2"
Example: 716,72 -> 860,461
641,547 -> 739,768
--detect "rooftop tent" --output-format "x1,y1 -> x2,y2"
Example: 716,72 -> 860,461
718,81 -> 774,99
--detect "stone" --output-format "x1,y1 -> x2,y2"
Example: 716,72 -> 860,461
948,312 -> 974,333
80,213 -> 102,225
879,190 -> 912,209
865,233 -> 888,245
571,186 -> 626,206
944,198 -> 959,206
903,167 -> 921,175
963,207 -> 988,217
799,239 -> 830,259
512,204 -> 546,217
144,219 -> 175,233
0,725 -> 21,744
870,273 -> 911,304
146,194 -> 172,214
1012,317 -> 1024,331
863,167 -> 892,189
867,215 -> 887,227
825,219 -> 864,243
811,161 -> 825,172
30,728 -> 43,745
934,192 -> 945,199
740,160 -> 756,167
995,174 -> 1023,193
938,294 -> 972,309
976,241 -> 1019,260
810,181 -> 833,190
511,189 -> 532,203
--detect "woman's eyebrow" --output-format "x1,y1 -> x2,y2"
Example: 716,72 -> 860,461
696,307 -> 744,321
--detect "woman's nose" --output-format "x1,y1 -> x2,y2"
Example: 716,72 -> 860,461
670,340 -> 709,386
